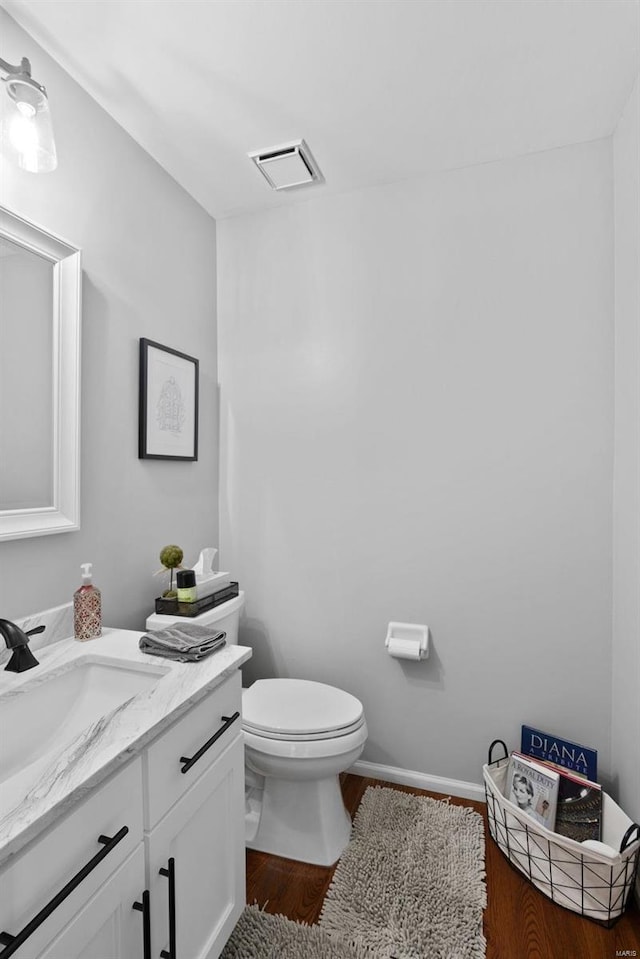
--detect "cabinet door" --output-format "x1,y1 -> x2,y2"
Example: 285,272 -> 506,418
39,846 -> 146,959
147,735 -> 245,959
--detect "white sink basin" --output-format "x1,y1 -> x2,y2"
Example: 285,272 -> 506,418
0,657 -> 168,785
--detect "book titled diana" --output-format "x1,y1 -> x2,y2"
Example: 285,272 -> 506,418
520,725 -> 597,781
507,753 -> 559,831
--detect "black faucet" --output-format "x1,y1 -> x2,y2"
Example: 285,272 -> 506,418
0,620 -> 45,672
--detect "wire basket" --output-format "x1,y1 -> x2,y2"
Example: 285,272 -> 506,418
483,740 -> 640,926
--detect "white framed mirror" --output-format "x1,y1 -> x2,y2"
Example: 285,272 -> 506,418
0,206 -> 81,541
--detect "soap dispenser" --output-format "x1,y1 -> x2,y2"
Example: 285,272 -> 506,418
74,563 -> 102,641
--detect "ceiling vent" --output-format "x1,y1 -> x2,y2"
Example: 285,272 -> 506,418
248,139 -> 324,191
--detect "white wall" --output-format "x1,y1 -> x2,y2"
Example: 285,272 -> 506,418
218,139 -> 614,786
0,9 -> 218,628
612,74 -> 640,825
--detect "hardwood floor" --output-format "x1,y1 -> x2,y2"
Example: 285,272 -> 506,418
245,773 -> 640,959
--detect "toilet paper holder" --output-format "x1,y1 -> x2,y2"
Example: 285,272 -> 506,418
385,621 -> 429,660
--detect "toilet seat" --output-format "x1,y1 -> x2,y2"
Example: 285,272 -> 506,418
242,678 -> 364,741
243,721 -> 368,760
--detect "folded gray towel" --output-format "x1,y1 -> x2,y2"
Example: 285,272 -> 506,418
139,623 -> 226,662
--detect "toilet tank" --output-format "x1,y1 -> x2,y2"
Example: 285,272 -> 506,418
144,592 -> 245,643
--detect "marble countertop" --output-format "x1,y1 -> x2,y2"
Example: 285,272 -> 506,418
0,628 -> 252,866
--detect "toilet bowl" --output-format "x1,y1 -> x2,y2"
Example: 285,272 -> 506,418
145,592 -> 367,866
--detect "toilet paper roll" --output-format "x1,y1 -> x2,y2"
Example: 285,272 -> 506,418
386,637 -> 424,661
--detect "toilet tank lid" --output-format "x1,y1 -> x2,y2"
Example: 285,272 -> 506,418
242,678 -> 364,736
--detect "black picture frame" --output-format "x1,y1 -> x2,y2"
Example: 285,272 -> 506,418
138,338 -> 199,460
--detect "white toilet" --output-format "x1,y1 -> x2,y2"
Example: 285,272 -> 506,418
145,591 -> 367,866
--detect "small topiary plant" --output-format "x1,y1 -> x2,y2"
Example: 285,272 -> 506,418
156,544 -> 184,597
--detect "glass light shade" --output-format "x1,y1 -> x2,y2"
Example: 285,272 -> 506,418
1,77 -> 57,173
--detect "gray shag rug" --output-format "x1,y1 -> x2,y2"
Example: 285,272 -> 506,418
222,785 -> 487,959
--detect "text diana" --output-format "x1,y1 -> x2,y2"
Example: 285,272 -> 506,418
530,735 -> 589,769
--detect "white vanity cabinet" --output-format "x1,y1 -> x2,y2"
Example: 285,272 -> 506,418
0,669 -> 245,959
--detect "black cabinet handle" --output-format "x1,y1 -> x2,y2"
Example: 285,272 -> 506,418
159,857 -> 177,959
132,889 -> 151,959
0,827 -> 129,959
179,711 -> 240,774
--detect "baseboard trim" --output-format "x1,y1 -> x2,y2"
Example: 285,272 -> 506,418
348,760 -> 485,803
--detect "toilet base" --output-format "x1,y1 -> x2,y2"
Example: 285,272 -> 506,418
245,773 -> 352,866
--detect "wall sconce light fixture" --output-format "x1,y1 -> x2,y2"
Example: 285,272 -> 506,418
0,55 -> 57,172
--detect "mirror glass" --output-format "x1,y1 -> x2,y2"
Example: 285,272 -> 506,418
0,207 -> 81,541
0,236 -> 55,509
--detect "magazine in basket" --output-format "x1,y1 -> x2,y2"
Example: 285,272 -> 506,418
530,759 -> 603,842
507,752 -> 560,830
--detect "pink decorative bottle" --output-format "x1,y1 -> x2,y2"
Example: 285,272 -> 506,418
74,563 -> 102,641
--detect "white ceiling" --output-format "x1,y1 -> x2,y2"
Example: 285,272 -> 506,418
3,0 -> 639,220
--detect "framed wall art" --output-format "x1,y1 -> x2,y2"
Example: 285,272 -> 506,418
138,338 -> 199,460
